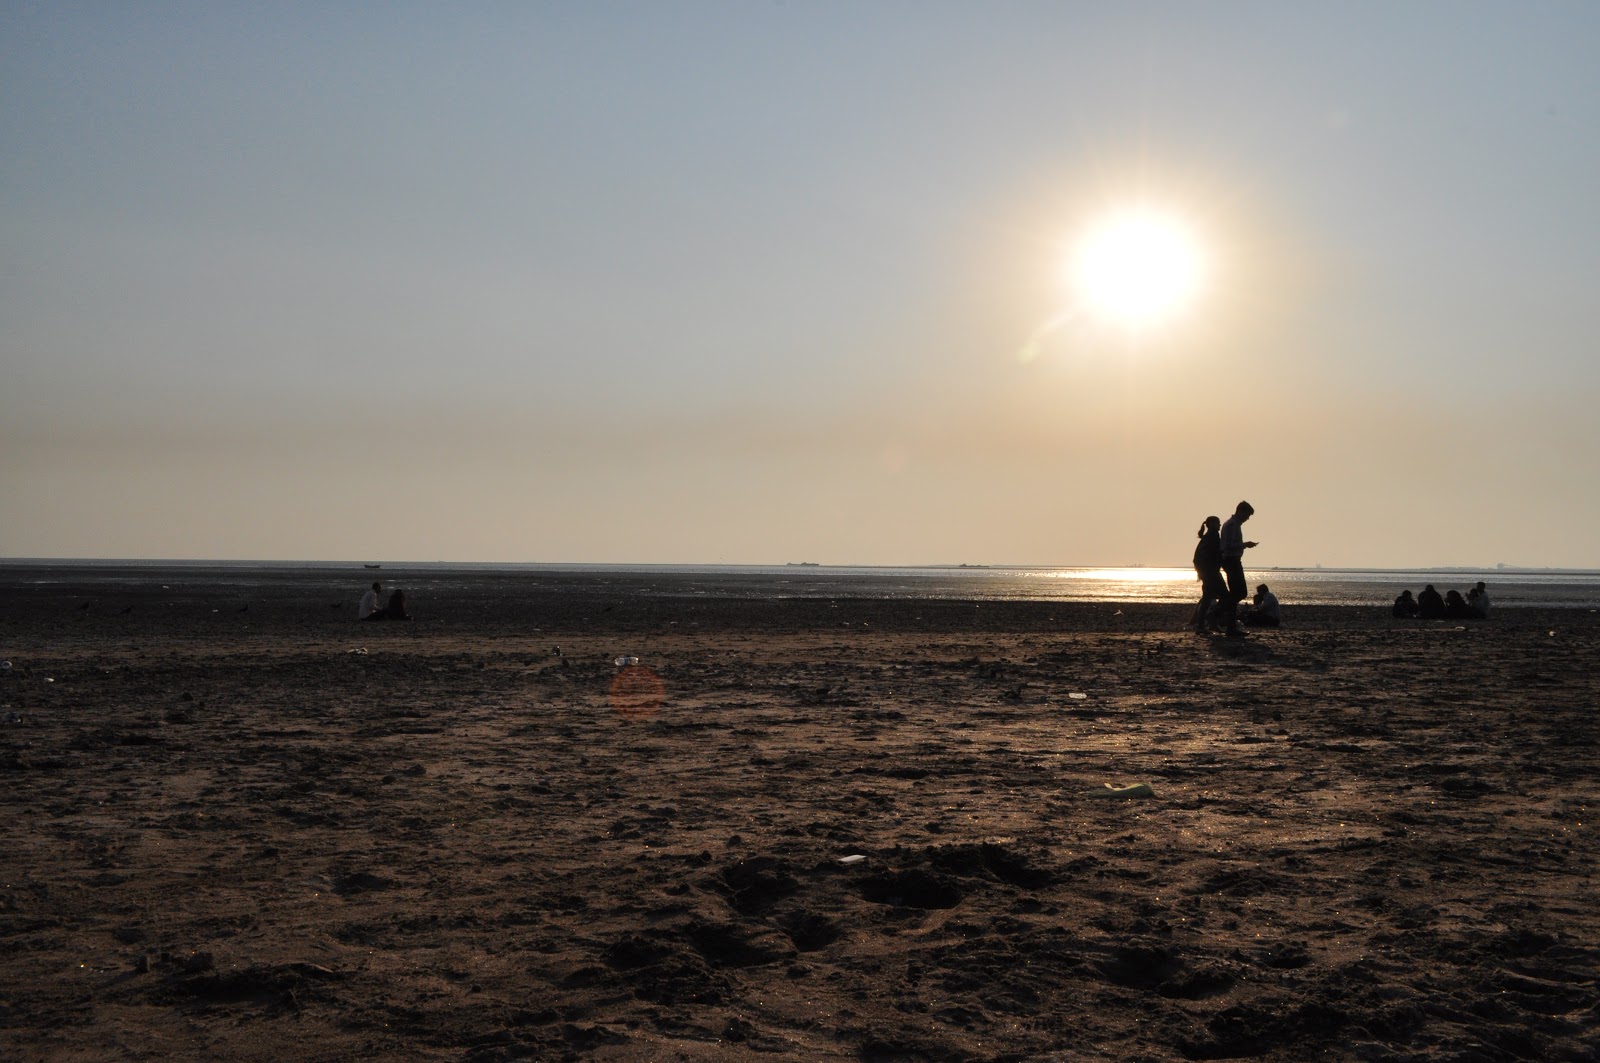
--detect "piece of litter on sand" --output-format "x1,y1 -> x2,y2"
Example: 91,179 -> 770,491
836,854 -> 867,866
614,656 -> 640,667
348,648 -> 368,655
1067,692 -> 1089,700
1085,782 -> 1155,799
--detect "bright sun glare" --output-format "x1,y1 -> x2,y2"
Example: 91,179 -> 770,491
1068,208 -> 1207,329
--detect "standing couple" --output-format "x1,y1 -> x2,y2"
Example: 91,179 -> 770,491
1192,500 -> 1258,638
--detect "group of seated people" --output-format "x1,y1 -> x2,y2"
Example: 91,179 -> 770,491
358,582 -> 412,621
1393,581 -> 1490,620
1242,583 -> 1281,627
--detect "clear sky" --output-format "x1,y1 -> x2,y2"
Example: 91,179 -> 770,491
4,2 -> 1597,568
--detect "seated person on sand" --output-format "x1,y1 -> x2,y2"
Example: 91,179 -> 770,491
359,581 -> 381,619
1467,581 -> 1492,619
1443,589 -> 1476,619
366,588 -> 412,621
1392,589 -> 1420,618
1417,584 -> 1445,619
1242,583 -> 1281,627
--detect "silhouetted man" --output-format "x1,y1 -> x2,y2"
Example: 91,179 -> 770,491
1214,500 -> 1258,637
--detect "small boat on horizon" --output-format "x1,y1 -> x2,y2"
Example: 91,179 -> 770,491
363,564 -> 381,569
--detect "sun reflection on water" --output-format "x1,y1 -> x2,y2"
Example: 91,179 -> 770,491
1071,567 -> 1193,583
1028,567 -> 1196,603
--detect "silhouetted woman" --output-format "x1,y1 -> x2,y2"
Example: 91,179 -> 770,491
1192,516 -> 1226,633
1443,589 -> 1475,619
1417,584 -> 1445,620
1392,589 -> 1420,618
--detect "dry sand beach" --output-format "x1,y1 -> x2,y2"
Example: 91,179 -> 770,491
2,570 -> 1597,1061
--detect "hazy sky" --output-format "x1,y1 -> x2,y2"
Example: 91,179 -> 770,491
4,3 -> 1598,567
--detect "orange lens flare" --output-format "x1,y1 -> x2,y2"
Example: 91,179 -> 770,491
609,665 -> 666,720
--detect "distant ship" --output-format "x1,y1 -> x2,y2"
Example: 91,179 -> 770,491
363,564 -> 381,569
786,561 -> 820,567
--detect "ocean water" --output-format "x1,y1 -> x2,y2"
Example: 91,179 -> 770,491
6,560 -> 1600,609
518,564 -> 1596,608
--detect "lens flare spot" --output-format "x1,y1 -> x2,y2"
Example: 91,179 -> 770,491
609,665 -> 665,719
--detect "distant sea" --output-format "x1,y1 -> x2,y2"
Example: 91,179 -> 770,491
5,560 -> 1600,609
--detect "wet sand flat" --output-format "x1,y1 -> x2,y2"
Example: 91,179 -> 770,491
2,575 -> 1597,1061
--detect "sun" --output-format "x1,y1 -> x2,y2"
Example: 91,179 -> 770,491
1068,208 -> 1207,329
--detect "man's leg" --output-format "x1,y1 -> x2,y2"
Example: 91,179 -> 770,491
1220,561 -> 1247,632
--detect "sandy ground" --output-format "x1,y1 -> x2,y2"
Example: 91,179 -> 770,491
1,572 -> 1597,1061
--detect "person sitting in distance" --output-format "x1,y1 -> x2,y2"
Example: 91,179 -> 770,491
1242,583 -> 1281,627
359,581 -> 382,620
1417,584 -> 1445,620
1392,589 -> 1420,618
366,588 -> 412,621
1467,581 -> 1492,618
1443,589 -> 1476,619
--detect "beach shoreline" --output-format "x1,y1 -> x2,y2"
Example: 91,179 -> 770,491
2,579 -> 1597,1061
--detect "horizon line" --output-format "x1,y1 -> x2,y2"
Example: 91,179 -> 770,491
3,556 -> 1598,576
